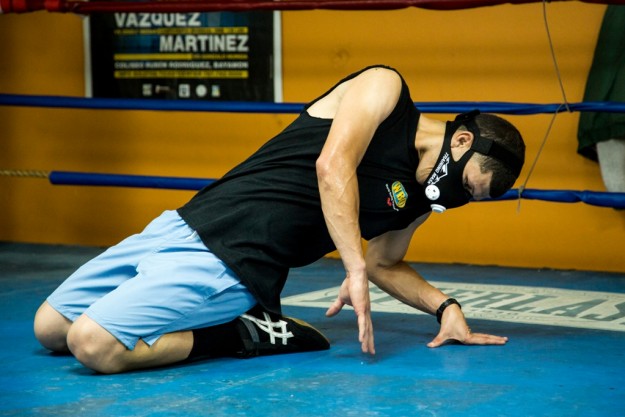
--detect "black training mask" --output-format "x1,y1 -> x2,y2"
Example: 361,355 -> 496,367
424,112 -> 476,213
423,110 -> 523,213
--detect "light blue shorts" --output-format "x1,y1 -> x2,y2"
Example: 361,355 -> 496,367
47,210 -> 257,350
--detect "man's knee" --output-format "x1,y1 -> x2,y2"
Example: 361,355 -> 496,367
34,301 -> 71,353
67,315 -> 128,374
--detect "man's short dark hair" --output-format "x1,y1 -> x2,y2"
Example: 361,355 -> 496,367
474,114 -> 526,198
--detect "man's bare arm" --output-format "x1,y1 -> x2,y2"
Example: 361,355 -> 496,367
366,214 -> 508,347
316,67 -> 402,354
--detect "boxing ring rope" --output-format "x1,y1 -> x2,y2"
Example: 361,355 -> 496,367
2,0 -> 625,14
1,169 -> 624,209
2,97 -> 625,209
0,170 -> 215,191
2,94 -> 625,115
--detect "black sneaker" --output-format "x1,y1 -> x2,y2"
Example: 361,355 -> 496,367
234,306 -> 330,358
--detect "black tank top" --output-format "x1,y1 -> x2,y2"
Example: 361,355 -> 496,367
178,65 -> 431,313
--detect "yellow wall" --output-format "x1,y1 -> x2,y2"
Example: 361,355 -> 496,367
1,3 -> 624,272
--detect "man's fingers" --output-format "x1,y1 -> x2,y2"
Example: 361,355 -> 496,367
343,275 -> 375,354
357,313 -> 375,355
428,331 -> 509,348
325,297 -> 344,317
427,335 -> 446,348
358,313 -> 366,348
364,332 -> 376,355
465,332 -> 509,345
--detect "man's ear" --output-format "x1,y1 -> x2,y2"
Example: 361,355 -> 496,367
451,130 -> 474,149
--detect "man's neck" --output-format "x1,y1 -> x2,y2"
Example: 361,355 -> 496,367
415,115 -> 446,184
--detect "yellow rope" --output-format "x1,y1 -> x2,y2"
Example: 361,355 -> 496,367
0,169 -> 50,178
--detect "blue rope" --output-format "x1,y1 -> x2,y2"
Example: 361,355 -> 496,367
494,188 -> 625,209
4,93 -> 624,208
48,171 -> 625,209
49,171 -> 215,190
1,93 -> 625,114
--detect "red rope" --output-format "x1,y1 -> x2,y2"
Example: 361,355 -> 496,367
53,0 -> 563,13
2,0 -> 625,14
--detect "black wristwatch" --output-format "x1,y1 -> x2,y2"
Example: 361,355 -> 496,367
436,298 -> 461,324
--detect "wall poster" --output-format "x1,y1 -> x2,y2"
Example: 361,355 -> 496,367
84,11 -> 282,102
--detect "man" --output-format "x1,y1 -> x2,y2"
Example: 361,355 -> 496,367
34,65 -> 525,374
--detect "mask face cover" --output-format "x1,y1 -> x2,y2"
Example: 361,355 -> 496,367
423,110 -> 523,213
424,115 -> 475,213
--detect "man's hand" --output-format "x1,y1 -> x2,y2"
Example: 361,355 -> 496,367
325,275 -> 376,355
427,304 -> 508,348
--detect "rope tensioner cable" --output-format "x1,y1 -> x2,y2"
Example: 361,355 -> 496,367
0,169 -> 50,179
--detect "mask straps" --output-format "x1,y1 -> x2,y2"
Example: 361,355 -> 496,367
456,110 -> 523,177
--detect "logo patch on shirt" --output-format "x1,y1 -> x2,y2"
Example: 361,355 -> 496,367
387,181 -> 408,210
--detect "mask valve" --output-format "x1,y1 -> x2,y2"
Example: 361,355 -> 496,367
430,204 -> 446,213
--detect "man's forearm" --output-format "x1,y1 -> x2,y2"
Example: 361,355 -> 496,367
367,261 -> 449,315
317,169 -> 366,275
